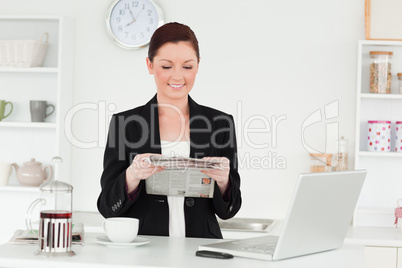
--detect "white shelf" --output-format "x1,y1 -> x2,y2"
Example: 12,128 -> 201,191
0,185 -> 39,193
359,151 -> 402,158
361,93 -> 402,100
359,40 -> 402,46
0,67 -> 58,73
0,122 -> 57,128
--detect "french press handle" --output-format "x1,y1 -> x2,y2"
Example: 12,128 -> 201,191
25,198 -> 46,235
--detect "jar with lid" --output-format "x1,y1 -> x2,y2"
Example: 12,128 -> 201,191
369,51 -> 393,94
309,153 -> 333,172
398,73 -> 402,94
367,120 -> 391,152
334,136 -> 348,171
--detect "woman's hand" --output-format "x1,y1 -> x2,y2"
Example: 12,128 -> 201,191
201,157 -> 230,195
126,153 -> 165,193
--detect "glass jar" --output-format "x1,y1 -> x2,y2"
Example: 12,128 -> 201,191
369,51 -> 393,94
310,153 -> 332,172
398,73 -> 402,94
334,136 -> 348,171
367,120 -> 391,152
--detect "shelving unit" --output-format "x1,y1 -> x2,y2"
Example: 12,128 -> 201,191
0,16 -> 74,188
354,40 -> 402,227
0,15 -> 74,238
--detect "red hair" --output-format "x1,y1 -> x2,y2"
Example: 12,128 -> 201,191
148,22 -> 200,63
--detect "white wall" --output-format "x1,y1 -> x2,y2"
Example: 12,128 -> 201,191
0,0 -> 365,220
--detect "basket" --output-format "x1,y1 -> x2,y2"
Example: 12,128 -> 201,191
0,32 -> 49,67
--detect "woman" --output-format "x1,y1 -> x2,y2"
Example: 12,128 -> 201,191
97,22 -> 241,239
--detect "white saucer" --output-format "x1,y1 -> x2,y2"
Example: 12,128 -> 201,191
96,236 -> 150,248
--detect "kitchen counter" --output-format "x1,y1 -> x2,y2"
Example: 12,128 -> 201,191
3,212 -> 402,267
0,233 -> 365,268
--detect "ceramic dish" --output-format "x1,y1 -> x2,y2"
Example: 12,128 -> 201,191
96,236 -> 150,248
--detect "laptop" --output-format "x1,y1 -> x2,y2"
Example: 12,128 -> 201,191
199,170 -> 367,261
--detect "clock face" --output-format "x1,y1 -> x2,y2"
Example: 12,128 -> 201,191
107,0 -> 164,49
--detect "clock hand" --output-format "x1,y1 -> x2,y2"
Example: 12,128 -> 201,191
125,19 -> 136,27
125,7 -> 145,28
125,7 -> 144,27
125,7 -> 136,27
128,8 -> 135,20
134,7 -> 144,21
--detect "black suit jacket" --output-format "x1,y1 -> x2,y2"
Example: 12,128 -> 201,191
97,94 -> 242,238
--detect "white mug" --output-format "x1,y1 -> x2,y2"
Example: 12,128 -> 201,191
102,217 -> 139,243
0,162 -> 12,186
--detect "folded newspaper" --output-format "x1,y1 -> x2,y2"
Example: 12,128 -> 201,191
9,223 -> 84,246
144,156 -> 223,198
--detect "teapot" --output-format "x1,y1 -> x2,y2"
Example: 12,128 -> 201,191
12,158 -> 53,187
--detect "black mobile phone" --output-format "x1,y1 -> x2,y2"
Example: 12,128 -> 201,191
195,250 -> 234,259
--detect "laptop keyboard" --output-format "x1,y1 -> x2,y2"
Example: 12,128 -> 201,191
242,243 -> 276,254
232,236 -> 278,254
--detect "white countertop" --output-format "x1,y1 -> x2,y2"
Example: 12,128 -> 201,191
0,233 -> 365,268
3,212 -> 402,268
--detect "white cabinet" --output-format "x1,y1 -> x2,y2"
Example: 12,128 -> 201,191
0,16 -> 74,243
364,246 -> 402,268
365,246 -> 397,268
398,248 -> 402,268
354,40 -> 402,228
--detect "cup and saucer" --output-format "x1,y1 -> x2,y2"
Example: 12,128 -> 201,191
96,217 -> 149,248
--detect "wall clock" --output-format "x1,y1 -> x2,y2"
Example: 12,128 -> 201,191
106,0 -> 164,49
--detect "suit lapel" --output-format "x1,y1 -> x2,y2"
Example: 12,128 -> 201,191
188,96 -> 212,158
141,94 -> 161,154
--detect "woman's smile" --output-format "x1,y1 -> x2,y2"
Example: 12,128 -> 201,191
169,84 -> 185,90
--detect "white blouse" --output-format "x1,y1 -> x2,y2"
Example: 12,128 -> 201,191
160,140 -> 190,237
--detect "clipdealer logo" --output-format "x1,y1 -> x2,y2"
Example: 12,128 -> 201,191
301,100 -> 340,166
63,100 -> 288,170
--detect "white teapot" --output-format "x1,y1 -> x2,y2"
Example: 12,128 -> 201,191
12,158 -> 53,187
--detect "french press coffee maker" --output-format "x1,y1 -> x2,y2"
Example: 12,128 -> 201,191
26,157 -> 75,256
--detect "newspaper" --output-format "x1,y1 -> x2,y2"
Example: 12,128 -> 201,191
9,223 -> 85,246
144,156 -> 223,198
